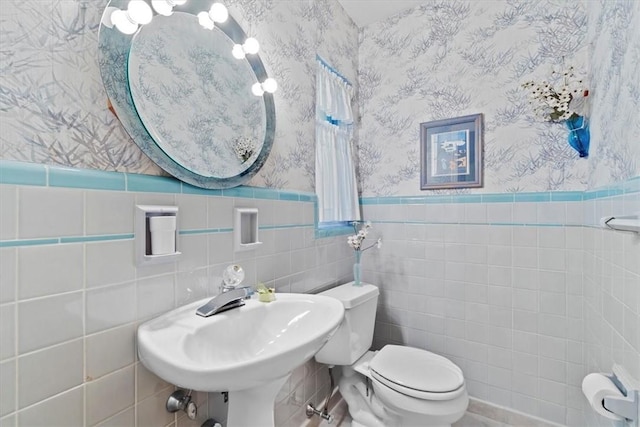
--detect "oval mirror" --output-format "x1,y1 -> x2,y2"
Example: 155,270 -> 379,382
98,1 -> 275,189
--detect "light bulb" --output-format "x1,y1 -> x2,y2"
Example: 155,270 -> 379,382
197,11 -> 214,30
251,82 -> 264,96
209,3 -> 228,23
262,78 -> 278,93
101,7 -> 119,28
243,37 -> 259,55
232,44 -> 246,59
151,0 -> 173,16
111,9 -> 138,34
128,0 -> 152,25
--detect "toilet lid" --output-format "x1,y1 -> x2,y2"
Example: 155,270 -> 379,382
369,345 -> 464,400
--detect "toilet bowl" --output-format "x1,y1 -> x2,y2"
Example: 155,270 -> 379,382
315,282 -> 468,427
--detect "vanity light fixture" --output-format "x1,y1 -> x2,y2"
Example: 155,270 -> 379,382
262,78 -> 278,93
197,11 -> 215,30
151,0 -> 187,16
243,37 -> 260,54
196,3 -> 227,30
111,0 -> 153,34
251,78 -> 278,96
208,3 -> 229,23
231,37 -> 260,59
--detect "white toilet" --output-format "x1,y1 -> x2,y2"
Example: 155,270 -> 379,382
315,282 -> 468,427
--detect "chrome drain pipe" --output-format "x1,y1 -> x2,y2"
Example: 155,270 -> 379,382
305,366 -> 335,423
306,403 -> 334,423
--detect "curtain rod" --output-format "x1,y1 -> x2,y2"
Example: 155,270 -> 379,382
316,54 -> 352,87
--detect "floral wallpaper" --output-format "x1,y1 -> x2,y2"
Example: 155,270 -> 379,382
0,0 -> 160,174
357,0 -> 596,197
1,1 -> 637,194
586,0 -> 640,189
0,0 -> 359,192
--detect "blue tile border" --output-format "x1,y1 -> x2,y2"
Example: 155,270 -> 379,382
361,185 -> 636,205
0,161 -> 47,186
513,192 -> 551,202
50,167 -> 126,191
481,194 -> 515,203
261,224 -> 315,230
0,160 -> 317,202
252,187 -> 280,200
279,192 -> 300,201
60,234 -> 134,244
550,192 -> 583,202
0,238 -> 60,248
222,186 -> 254,198
2,160 -> 635,206
316,224 -> 353,238
181,183 -> 224,196
126,173 -> 182,193
0,160 -> 638,247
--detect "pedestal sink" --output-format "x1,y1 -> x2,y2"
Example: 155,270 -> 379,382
137,293 -> 345,427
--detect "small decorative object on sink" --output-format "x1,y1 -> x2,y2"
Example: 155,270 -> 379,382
256,283 -> 275,302
522,66 -> 590,158
347,221 -> 382,286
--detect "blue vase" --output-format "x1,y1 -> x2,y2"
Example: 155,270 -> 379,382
353,251 -> 362,286
565,115 -> 590,158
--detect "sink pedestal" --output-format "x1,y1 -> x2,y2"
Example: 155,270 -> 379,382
227,375 -> 290,427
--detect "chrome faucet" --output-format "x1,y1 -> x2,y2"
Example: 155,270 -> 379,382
196,287 -> 253,317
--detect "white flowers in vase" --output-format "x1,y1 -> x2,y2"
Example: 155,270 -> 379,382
347,221 -> 382,252
522,66 -> 589,122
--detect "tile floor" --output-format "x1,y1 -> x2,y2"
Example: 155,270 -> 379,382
305,393 -> 559,427
321,412 -> 509,427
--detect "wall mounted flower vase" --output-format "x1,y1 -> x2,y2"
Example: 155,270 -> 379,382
565,115 -> 590,157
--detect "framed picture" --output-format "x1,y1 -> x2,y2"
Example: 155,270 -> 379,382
420,113 -> 483,190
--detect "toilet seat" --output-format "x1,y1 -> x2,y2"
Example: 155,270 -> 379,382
369,345 -> 465,401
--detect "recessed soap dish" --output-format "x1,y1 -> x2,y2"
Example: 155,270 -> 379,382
135,205 -> 181,266
234,208 -> 262,251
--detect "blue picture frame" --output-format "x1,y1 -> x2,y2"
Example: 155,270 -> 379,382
420,113 -> 483,190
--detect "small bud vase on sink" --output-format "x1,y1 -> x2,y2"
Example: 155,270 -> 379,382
353,250 -> 362,286
565,115 -> 590,157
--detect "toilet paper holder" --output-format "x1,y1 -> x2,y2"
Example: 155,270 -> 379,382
604,368 -> 639,422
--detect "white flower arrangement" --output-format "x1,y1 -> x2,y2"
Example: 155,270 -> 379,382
522,66 -> 589,122
233,136 -> 256,163
348,221 -> 382,252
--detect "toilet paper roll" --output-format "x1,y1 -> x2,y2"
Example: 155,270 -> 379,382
581,373 -> 625,421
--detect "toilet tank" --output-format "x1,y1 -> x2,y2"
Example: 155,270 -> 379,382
314,282 -> 379,365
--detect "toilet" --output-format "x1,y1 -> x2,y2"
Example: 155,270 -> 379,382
315,282 -> 468,427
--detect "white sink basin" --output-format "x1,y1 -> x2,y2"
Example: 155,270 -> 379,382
137,292 -> 344,426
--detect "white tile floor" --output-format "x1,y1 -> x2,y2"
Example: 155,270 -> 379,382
323,412 -> 508,427
305,392 -> 560,427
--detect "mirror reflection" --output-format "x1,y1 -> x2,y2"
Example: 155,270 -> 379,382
128,12 -> 266,178
98,0 -> 276,189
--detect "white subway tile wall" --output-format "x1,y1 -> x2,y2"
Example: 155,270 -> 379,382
362,194 -> 640,427
0,183 -> 350,426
